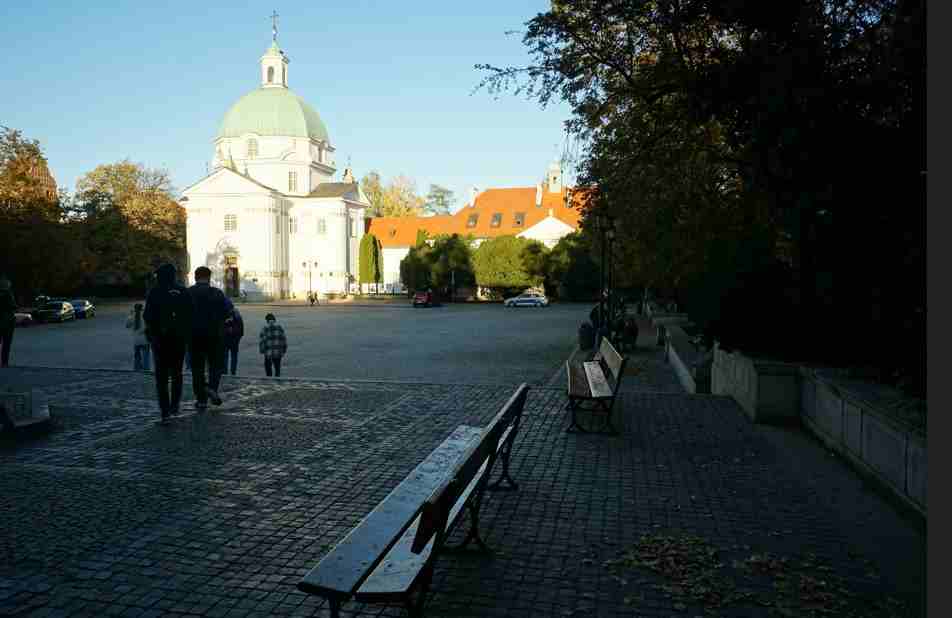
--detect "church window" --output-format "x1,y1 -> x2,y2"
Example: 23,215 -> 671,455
289,171 -> 298,192
317,218 -> 327,235
514,212 -> 526,227
290,217 -> 297,234
267,66 -> 275,83
466,214 -> 479,228
224,214 -> 237,231
247,138 -> 258,159
490,213 -> 503,228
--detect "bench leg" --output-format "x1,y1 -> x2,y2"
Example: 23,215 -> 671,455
406,559 -> 437,618
565,398 -> 587,433
487,442 -> 518,492
599,399 -> 619,435
327,598 -> 342,618
443,502 -> 491,554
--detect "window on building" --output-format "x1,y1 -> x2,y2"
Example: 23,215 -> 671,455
514,212 -> 526,227
467,214 -> 479,228
289,171 -> 298,192
290,217 -> 297,234
490,213 -> 503,228
224,214 -> 237,232
317,218 -> 326,235
247,138 -> 258,159
389,228 -> 397,238
267,66 -> 274,83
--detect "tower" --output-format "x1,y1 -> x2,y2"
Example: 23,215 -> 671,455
546,160 -> 562,193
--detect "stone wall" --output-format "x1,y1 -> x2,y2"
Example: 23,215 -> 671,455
711,344 -> 800,424
665,325 -> 711,394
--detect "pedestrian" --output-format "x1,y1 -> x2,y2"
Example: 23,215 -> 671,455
259,313 -> 287,377
222,304 -> 244,376
0,277 -> 16,368
188,266 -> 229,410
144,263 -> 193,423
126,303 -> 151,371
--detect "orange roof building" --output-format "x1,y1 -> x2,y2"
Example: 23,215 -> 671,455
366,162 -> 591,291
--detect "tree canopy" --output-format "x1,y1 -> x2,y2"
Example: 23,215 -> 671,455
472,235 -> 539,291
358,233 -> 383,287
424,184 -> 455,216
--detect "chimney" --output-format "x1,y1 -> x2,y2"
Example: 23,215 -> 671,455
535,183 -> 543,208
470,186 -> 480,208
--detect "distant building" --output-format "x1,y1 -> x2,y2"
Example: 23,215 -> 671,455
366,161 -> 587,292
181,33 -> 370,300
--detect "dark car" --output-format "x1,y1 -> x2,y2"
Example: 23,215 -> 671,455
33,301 -> 75,323
70,299 -> 96,318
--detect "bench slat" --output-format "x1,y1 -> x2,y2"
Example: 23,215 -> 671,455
583,362 -> 613,398
355,458 -> 489,601
298,425 -> 483,599
567,362 -> 591,398
599,338 -> 624,382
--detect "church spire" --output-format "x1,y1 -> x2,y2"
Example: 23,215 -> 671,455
260,11 -> 289,88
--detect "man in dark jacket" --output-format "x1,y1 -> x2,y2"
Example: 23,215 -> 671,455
221,304 -> 244,376
144,263 -> 193,422
188,266 -> 228,409
0,277 -> 16,368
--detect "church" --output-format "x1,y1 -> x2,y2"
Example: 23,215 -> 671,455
181,32 -> 370,300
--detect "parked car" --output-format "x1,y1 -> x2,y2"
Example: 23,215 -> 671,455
412,290 -> 433,307
504,291 -> 550,308
33,301 -> 75,323
70,299 -> 96,318
14,312 -> 33,327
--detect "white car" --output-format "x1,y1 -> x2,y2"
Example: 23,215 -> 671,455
504,292 -> 549,307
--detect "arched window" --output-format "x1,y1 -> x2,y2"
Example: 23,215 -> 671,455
246,138 -> 258,159
267,66 -> 275,83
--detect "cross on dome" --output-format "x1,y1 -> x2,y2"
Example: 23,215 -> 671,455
271,10 -> 279,43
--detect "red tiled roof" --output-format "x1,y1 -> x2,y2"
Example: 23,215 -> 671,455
367,186 -> 590,248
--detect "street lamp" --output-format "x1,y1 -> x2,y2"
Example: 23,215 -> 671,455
595,213 -> 607,337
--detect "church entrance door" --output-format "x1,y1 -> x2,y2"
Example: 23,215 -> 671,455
224,256 -> 239,297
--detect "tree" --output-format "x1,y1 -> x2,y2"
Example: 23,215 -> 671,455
520,240 -> 550,292
360,171 -> 385,217
546,232 -> 599,301
73,160 -> 185,286
479,0 -> 925,394
0,126 -> 60,222
380,175 -> 425,217
399,244 -> 431,294
358,233 -> 383,293
428,234 -> 475,296
423,184 -> 455,216
472,235 -> 537,293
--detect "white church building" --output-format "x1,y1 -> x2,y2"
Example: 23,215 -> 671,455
181,35 -> 369,300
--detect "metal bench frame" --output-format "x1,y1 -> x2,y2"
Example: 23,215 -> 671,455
566,338 -> 627,435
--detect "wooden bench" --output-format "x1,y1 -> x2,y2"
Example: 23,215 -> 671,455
566,337 -> 627,434
298,384 -> 530,618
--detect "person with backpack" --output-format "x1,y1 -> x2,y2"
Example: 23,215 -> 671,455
144,263 -> 193,423
125,303 -> 151,371
188,266 -> 229,410
258,313 -> 288,377
0,277 -> 16,368
222,304 -> 244,376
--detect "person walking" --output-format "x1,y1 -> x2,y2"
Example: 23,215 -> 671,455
188,266 -> 228,410
0,277 -> 16,368
126,303 -> 151,371
222,304 -> 244,376
144,263 -> 193,423
259,313 -> 287,377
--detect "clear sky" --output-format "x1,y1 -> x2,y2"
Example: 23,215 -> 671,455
0,1 -> 575,212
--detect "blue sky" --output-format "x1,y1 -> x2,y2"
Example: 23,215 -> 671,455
0,1 -> 575,212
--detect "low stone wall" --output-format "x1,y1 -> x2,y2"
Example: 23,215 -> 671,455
711,345 -> 927,518
800,369 -> 926,517
665,325 -> 711,394
711,344 -> 800,424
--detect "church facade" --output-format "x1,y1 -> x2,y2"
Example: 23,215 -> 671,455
181,37 -> 369,300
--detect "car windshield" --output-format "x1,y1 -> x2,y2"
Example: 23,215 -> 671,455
44,302 -> 63,309
71,300 -> 85,306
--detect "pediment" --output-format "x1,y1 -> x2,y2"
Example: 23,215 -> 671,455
519,216 -> 575,238
182,167 -> 279,198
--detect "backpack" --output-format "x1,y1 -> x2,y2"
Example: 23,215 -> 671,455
223,314 -> 239,339
157,288 -> 188,339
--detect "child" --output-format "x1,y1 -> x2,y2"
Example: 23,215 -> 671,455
126,303 -> 151,371
258,313 -> 287,377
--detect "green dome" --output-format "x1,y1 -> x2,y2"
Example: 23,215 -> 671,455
217,87 -> 329,143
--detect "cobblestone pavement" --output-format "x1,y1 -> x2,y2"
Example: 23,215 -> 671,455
0,339 -> 924,616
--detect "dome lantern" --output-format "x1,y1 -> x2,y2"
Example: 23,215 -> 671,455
260,12 -> 288,88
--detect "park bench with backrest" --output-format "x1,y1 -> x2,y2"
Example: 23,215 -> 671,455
566,337 -> 627,434
298,384 -> 530,618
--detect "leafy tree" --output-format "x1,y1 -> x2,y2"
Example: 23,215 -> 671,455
520,240 -> 550,292
399,244 -> 431,293
360,171 -> 385,217
546,232 -> 599,301
428,234 -> 475,294
472,235 -> 538,293
0,126 -> 60,222
414,229 -> 429,247
380,175 -> 425,217
423,184 -> 455,216
358,233 -> 383,292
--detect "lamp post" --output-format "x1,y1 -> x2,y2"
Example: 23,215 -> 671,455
607,223 -> 616,339
595,213 -> 607,337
